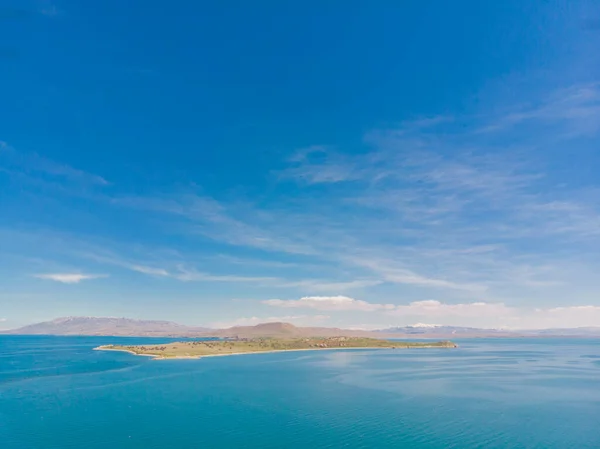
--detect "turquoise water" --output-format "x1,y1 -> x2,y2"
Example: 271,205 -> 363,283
1,336 -> 599,448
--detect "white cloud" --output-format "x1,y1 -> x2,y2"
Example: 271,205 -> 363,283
0,318 -> 6,322
263,295 -> 395,312
534,305 -> 600,328
33,273 -> 106,284
386,300 -> 600,329
389,300 -> 512,318
230,299 -> 600,330
211,314 -> 330,329
262,296 -> 600,329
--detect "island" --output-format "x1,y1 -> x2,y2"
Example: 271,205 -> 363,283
95,337 -> 458,360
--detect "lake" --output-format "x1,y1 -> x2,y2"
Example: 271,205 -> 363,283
1,336 -> 599,448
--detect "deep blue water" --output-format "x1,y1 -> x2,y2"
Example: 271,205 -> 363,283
1,336 -> 599,448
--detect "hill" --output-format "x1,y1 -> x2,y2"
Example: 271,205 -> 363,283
4,317 -> 600,338
206,322 -> 374,338
3,318 -> 373,338
378,325 -> 518,337
378,324 -> 600,338
2,316 -> 210,337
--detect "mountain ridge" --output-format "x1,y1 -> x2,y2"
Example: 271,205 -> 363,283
3,316 -> 600,338
1,316 -> 210,337
208,322 -> 375,338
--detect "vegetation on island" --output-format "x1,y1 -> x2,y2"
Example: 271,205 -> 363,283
96,337 -> 457,359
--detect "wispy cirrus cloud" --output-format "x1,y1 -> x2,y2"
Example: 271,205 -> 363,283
112,194 -> 316,255
172,265 -> 278,283
128,265 -> 170,276
342,256 -> 486,292
263,85 -> 600,300
33,273 -> 107,284
477,83 -> 600,137
279,279 -> 382,291
78,250 -> 171,277
0,141 -> 109,186
278,145 -> 364,184
110,190 -> 496,294
6,83 -> 600,323
75,245 -> 280,284
105,106 -> 600,298
22,234 -> 364,291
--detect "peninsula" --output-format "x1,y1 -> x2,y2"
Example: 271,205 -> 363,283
95,337 -> 457,360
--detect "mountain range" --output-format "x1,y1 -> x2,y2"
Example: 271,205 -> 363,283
2,317 -> 600,338
208,322 -> 374,338
1,317 -> 210,337
378,324 -> 600,337
378,325 -> 517,337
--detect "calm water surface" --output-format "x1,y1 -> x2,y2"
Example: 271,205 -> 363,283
1,336 -> 599,448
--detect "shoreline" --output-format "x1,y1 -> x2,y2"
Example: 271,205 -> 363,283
94,344 -> 455,360
93,346 -> 158,357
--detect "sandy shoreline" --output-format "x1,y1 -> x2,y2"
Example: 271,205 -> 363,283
93,346 -> 158,357
94,344 -> 451,360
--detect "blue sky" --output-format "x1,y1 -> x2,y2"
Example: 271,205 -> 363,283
1,0 -> 600,329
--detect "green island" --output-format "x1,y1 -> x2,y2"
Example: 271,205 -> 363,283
95,337 -> 457,360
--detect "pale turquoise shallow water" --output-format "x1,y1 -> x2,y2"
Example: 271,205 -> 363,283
1,336 -> 599,448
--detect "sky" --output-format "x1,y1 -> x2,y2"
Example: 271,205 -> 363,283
1,1 -> 600,330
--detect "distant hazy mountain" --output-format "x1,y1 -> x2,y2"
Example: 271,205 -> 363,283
5,319 -> 375,338
379,325 -> 510,336
3,317 -> 210,337
518,327 -> 600,336
379,324 -> 600,337
4,317 -> 600,338
206,322 -> 375,338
